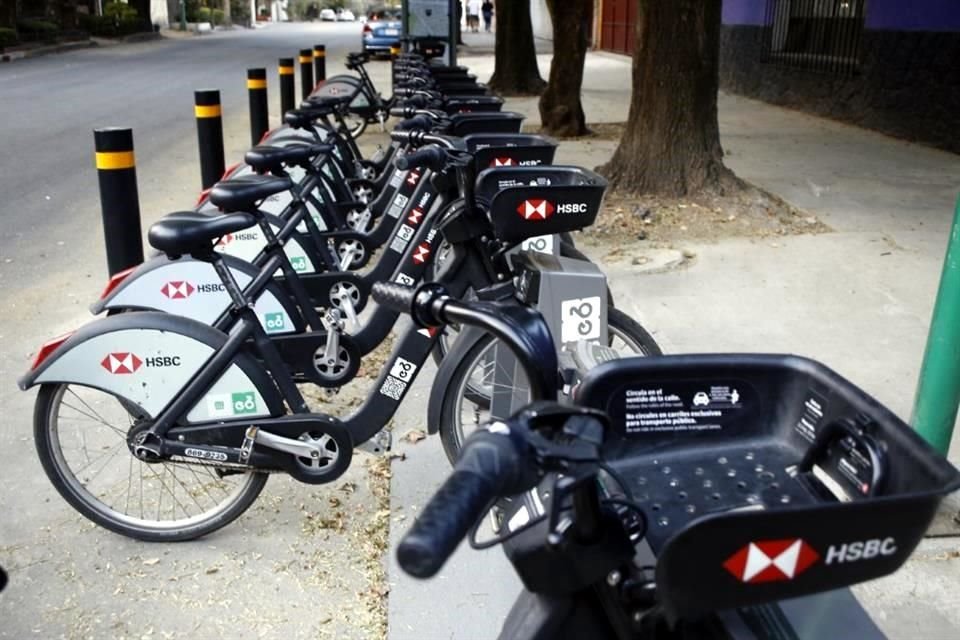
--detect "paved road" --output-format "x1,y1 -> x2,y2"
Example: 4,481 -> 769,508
0,22 -> 404,639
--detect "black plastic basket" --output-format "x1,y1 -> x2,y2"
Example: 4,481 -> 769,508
463,134 -> 558,173
475,166 -> 607,244
449,112 -> 525,136
577,354 -> 960,623
444,95 -> 504,115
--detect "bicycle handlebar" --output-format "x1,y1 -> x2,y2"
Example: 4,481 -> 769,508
397,427 -> 531,578
396,146 -> 447,172
389,130 -> 459,149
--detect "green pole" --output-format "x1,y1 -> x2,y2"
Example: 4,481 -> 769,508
180,0 -> 187,31
910,195 -> 960,454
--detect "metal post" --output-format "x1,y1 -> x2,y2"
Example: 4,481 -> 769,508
93,127 -> 144,275
194,89 -> 225,190
279,57 -> 295,116
299,49 -> 314,100
247,68 -> 269,145
911,196 -> 960,454
313,44 -> 326,86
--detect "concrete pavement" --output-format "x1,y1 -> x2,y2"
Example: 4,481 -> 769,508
387,50 -> 960,640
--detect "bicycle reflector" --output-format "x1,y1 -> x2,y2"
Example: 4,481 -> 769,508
98,265 -> 137,300
30,331 -> 75,370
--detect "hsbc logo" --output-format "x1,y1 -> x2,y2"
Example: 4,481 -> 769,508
412,243 -> 431,264
557,203 -> 589,214
160,281 -> 195,299
723,539 -> 819,584
217,232 -> 258,245
517,199 -> 554,221
100,352 -> 182,374
406,170 -> 421,186
101,352 -> 142,374
407,208 -> 424,225
491,157 -> 516,167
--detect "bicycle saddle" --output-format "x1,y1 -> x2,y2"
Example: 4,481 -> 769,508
148,211 -> 256,257
245,143 -> 333,173
303,94 -> 353,109
209,175 -> 292,212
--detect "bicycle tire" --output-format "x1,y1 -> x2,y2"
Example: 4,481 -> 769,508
33,383 -> 268,542
436,307 -> 662,465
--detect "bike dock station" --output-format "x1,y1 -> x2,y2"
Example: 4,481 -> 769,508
4,15 -> 959,640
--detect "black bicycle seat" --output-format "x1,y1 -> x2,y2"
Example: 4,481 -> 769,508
148,211 -> 256,257
245,143 -> 332,173
209,175 -> 292,212
284,108 -> 324,129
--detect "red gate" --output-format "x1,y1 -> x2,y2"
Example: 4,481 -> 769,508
600,0 -> 636,55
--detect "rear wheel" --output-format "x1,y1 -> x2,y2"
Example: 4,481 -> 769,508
33,383 -> 267,541
437,308 -> 661,465
341,111 -> 368,139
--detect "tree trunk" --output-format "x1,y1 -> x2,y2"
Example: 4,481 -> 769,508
539,0 -> 592,136
223,0 -> 231,24
598,0 -> 739,196
488,0 -> 545,96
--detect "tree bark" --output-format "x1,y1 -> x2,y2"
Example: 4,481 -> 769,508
539,0 -> 592,136
487,0 -> 545,96
598,0 -> 740,196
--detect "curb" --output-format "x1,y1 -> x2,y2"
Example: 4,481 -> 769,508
1,39 -> 97,62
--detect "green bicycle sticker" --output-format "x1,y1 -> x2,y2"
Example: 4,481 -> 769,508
231,392 -> 258,415
289,255 -> 309,273
263,312 -> 286,332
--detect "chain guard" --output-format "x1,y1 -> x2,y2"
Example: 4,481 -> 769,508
272,331 -> 362,387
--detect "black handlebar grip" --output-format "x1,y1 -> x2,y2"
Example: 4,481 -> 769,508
398,470 -> 497,578
397,428 -> 529,578
395,146 -> 446,171
371,281 -> 418,313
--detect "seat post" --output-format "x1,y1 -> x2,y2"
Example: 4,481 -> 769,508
201,250 -> 250,312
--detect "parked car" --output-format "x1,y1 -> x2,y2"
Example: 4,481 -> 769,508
362,7 -> 402,57
320,8 -> 336,21
337,9 -> 356,21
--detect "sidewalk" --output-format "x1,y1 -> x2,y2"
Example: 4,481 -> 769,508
387,51 -> 960,639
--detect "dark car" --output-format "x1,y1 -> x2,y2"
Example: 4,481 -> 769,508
362,7 -> 402,57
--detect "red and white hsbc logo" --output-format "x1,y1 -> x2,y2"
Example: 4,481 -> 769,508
101,352 -> 182,374
491,157 -> 516,167
161,281 -> 195,299
412,243 -> 431,264
407,207 -> 424,225
406,170 -> 422,186
516,199 -> 554,220
101,352 -> 143,374
723,539 -> 819,583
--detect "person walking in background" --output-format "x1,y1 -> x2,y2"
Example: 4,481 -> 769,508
467,0 -> 481,32
481,0 -> 493,32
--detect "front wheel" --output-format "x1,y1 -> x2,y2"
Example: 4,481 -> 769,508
341,110 -> 368,139
33,383 -> 268,541
437,308 -> 662,465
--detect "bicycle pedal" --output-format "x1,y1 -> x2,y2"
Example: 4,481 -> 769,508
357,429 -> 392,455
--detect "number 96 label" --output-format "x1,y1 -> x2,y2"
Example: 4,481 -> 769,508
561,296 -> 601,343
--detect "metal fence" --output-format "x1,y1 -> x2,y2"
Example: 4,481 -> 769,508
762,0 -> 866,75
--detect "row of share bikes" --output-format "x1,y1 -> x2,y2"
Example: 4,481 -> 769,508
16,45 -> 960,638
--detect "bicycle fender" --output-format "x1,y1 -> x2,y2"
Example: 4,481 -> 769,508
425,325 -> 487,435
91,254 -> 305,335
18,312 -> 285,424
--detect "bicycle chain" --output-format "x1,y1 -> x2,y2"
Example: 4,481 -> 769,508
167,455 -> 277,474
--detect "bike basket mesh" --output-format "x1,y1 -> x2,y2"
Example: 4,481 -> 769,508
576,353 -> 960,621
475,166 -> 607,244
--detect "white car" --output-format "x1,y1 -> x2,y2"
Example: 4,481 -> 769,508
693,392 -> 710,407
337,9 -> 356,21
320,8 -> 336,21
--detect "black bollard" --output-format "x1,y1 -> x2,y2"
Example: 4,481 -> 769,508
93,127 -> 144,275
279,57 -> 295,116
194,89 -> 225,190
299,48 -> 314,100
313,44 -> 326,86
247,68 -> 269,145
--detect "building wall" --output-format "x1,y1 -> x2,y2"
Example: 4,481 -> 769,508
719,0 -> 960,154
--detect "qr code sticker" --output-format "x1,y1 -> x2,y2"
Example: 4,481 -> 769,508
389,170 -> 404,188
390,235 -> 410,253
387,194 -> 409,218
380,375 -> 407,401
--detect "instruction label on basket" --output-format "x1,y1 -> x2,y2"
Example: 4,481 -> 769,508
617,381 -> 753,435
